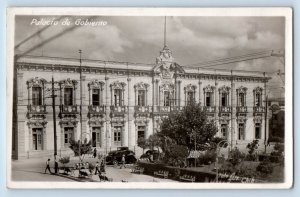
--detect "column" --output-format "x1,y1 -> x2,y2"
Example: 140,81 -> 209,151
198,81 -> 202,105
127,78 -> 132,147
178,80 -> 181,107
105,77 -> 110,153
230,81 -> 236,149
155,79 -> 159,106
215,82 -> 219,114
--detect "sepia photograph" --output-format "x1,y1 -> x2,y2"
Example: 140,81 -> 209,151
6,7 -> 293,189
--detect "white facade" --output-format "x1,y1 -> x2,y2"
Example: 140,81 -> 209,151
12,46 -> 270,159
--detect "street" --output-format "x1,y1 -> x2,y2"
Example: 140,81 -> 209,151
11,157 -> 176,182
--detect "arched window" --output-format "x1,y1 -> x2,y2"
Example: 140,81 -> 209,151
253,87 -> 263,107
203,85 -> 215,107
184,84 -> 197,105
110,81 -> 126,106
237,86 -> 247,107
134,82 -> 149,107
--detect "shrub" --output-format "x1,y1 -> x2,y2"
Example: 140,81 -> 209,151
268,136 -> 284,143
59,156 -> 70,166
256,160 -> 273,175
59,156 -> 70,174
202,149 -> 217,165
228,147 -> 245,167
164,144 -> 189,166
245,140 -> 259,161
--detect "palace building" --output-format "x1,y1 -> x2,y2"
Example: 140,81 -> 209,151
12,45 -> 270,160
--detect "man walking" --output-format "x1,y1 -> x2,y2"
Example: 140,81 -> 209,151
44,158 -> 52,174
120,154 -> 126,169
95,161 -> 101,175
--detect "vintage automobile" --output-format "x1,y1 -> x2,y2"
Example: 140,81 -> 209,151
106,147 -> 137,165
140,149 -> 159,161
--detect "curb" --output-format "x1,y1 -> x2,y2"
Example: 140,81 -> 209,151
53,173 -> 98,182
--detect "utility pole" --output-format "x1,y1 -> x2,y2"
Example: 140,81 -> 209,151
264,72 -> 268,154
52,76 -> 57,159
79,49 -> 83,162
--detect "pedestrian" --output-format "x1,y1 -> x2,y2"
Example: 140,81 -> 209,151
95,162 -> 101,175
44,158 -> 52,174
54,158 -> 58,174
100,160 -> 105,173
93,148 -> 97,158
120,154 -> 126,169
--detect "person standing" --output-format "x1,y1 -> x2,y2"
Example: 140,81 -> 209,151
120,154 -> 126,169
93,148 -> 97,158
54,158 -> 58,174
95,162 -> 100,175
44,158 -> 52,174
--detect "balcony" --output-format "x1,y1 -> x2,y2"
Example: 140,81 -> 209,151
153,106 -> 183,114
88,105 -> 106,117
134,106 -> 152,117
110,105 -> 127,116
253,106 -> 265,113
27,105 -> 47,114
236,106 -> 248,113
201,106 -> 216,113
134,106 -> 152,113
60,105 -> 79,114
219,106 -> 232,113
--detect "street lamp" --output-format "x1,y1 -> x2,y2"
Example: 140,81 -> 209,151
216,140 -> 229,183
189,131 -> 197,168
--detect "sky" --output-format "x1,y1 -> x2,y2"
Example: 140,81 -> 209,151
14,15 -> 285,98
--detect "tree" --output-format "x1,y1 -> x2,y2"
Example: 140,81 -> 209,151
160,103 -> 218,151
69,138 -> 92,159
146,133 -> 162,152
137,137 -> 147,154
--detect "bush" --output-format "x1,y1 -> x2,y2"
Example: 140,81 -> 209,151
256,160 -> 273,175
202,149 -> 217,165
268,136 -> 284,143
245,140 -> 259,161
59,156 -> 70,165
228,147 -> 245,167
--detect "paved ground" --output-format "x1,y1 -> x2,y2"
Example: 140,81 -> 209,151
11,157 -> 176,183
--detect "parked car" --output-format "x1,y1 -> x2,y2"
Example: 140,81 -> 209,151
140,149 -> 159,161
106,147 -> 137,165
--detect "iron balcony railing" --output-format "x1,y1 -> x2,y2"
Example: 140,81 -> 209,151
88,105 -> 106,114
236,106 -> 248,113
253,106 -> 265,113
27,104 -> 47,113
60,105 -> 79,113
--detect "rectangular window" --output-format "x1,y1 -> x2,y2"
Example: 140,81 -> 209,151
206,92 -> 212,107
92,89 -> 100,106
239,93 -> 245,106
114,126 -> 122,142
92,127 -> 101,147
32,87 -> 42,106
255,123 -> 261,139
255,93 -> 261,106
138,90 -> 146,106
221,92 -> 227,107
64,127 -> 74,146
164,91 -> 171,107
138,126 -> 146,139
238,123 -> 245,140
221,124 -> 227,138
32,128 -> 43,150
187,91 -> 195,105
114,89 -> 123,106
64,88 -> 73,106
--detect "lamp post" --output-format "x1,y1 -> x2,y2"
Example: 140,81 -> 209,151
189,131 -> 197,168
216,140 -> 229,183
